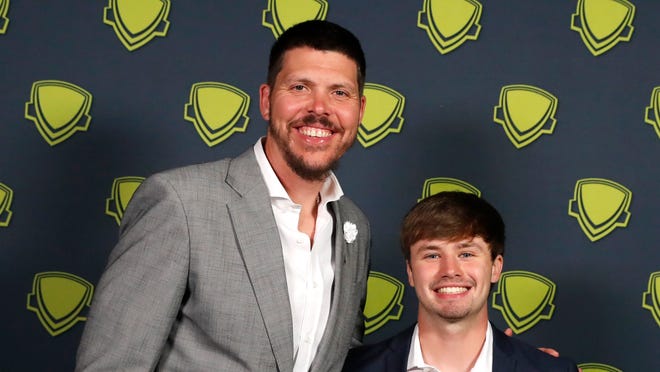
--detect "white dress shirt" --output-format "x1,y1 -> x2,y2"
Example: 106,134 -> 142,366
254,139 -> 343,372
407,322 -> 494,372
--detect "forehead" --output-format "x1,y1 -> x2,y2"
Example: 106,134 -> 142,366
279,47 -> 358,78
410,236 -> 490,252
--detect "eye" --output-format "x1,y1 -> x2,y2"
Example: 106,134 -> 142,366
289,83 -> 307,92
459,252 -> 474,258
424,253 -> 439,260
334,89 -> 356,100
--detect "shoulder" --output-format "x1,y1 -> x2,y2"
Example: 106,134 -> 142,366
130,159 -> 231,204
342,326 -> 414,372
142,148 -> 258,194
492,327 -> 578,371
154,158 -> 233,185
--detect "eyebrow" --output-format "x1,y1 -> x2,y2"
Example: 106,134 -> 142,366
281,76 -> 312,85
416,241 -> 484,252
283,76 -> 357,91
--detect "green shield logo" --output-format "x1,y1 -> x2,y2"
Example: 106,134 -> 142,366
27,272 -> 94,336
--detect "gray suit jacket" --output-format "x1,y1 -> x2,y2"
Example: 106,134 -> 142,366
76,148 -> 371,371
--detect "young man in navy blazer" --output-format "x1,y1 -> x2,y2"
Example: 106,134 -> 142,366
343,192 -> 578,371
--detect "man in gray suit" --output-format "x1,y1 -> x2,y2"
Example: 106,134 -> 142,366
76,20 -> 370,371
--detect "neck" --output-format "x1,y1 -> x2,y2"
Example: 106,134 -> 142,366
417,313 -> 489,371
263,139 -> 324,242
280,171 -> 324,206
262,138 -> 326,205
280,172 -> 323,244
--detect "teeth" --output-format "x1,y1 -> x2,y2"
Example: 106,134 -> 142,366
300,127 -> 331,138
437,287 -> 467,294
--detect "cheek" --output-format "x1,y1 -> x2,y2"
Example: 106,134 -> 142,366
345,122 -> 359,135
271,96 -> 303,117
337,106 -> 362,127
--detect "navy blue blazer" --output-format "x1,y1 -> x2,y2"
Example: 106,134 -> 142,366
342,324 -> 578,372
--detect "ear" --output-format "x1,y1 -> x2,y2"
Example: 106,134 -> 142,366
259,84 -> 271,121
358,94 -> 366,123
406,260 -> 415,287
491,255 -> 503,283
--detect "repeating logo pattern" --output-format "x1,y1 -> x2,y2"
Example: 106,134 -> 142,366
358,83 -> 406,148
644,86 -> 660,139
493,84 -> 558,149
570,0 -> 635,56
262,0 -> 328,38
105,177 -> 145,226
184,82 -> 251,147
26,272 -> 94,336
417,0 -> 482,54
568,178 -> 632,242
104,0 -> 171,51
0,182 -> 13,227
363,271 -> 404,335
0,0 -> 9,34
642,271 -> 660,327
492,271 -> 557,334
24,80 -> 93,146
418,177 -> 481,202
3,2 -> 658,367
577,363 -> 623,372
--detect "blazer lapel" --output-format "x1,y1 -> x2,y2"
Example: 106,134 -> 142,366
226,150 -> 294,372
492,325 -> 517,372
387,325 -> 415,372
310,199 -> 360,369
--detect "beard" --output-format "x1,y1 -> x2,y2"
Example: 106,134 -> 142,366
433,305 -> 471,321
268,114 -> 350,181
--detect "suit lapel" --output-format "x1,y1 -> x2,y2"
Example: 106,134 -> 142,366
388,326 -> 415,372
226,150 -> 294,372
311,200 -> 353,367
492,325 -> 517,372
311,201 -> 358,370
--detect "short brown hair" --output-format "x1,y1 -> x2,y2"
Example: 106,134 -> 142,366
401,192 -> 505,261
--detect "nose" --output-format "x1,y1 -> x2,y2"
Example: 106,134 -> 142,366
438,256 -> 460,278
308,91 -> 329,115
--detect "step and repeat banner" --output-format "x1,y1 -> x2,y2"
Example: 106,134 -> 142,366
1,1 -> 659,370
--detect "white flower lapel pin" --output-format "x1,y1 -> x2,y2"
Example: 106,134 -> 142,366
343,221 -> 358,244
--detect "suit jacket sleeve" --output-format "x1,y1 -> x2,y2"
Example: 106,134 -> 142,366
76,173 -> 191,371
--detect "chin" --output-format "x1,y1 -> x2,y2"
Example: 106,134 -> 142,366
288,155 -> 339,181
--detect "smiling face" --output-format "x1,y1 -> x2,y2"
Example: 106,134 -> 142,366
407,236 -> 503,324
259,46 -> 366,181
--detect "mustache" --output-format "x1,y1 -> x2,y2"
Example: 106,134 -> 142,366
296,114 -> 335,128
